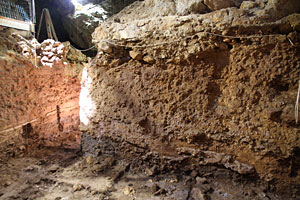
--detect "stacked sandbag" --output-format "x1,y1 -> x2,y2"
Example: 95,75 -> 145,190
18,38 -> 67,67
39,39 -> 66,67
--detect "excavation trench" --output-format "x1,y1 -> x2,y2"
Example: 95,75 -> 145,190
1,0 -> 300,199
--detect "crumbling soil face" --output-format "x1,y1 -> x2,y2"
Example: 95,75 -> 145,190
0,35 -> 83,161
84,8 -> 300,198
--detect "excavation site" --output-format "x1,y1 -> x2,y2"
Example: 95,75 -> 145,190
0,0 -> 300,199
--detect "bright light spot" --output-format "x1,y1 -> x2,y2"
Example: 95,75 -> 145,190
71,0 -> 78,4
73,3 -> 108,21
79,67 -> 96,126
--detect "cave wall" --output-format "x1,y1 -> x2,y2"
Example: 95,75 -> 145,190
0,51 -> 82,158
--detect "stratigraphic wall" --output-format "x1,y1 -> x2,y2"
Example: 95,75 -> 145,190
0,53 -> 82,158
81,5 -> 300,195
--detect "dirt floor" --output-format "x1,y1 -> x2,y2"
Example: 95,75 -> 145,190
0,144 -> 292,200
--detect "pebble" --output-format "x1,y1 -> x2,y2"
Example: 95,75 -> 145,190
196,177 -> 208,184
73,183 -> 84,191
124,185 -> 135,195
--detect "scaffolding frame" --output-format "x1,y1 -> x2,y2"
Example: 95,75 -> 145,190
0,0 -> 35,32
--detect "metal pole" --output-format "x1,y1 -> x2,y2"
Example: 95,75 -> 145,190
31,0 -> 36,23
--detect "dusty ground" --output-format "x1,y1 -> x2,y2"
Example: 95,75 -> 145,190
0,143 -> 291,200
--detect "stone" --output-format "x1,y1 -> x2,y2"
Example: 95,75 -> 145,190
99,41 -> 113,53
145,166 -> 157,176
190,187 -> 210,200
196,177 -> 208,184
66,47 -> 88,63
143,55 -> 155,64
151,183 -> 160,194
176,0 -> 207,15
124,185 -> 135,195
240,1 -> 258,9
129,50 -> 143,60
286,14 -> 300,32
199,151 -> 255,174
265,0 -> 300,19
204,0 -> 242,11
73,183 -> 84,191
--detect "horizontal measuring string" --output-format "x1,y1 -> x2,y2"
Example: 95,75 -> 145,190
101,30 -> 284,49
69,44 -> 97,52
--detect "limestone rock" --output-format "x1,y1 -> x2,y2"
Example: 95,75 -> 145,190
99,41 -> 113,53
129,50 -> 143,60
199,151 -> 255,174
147,0 -> 177,17
176,0 -> 207,15
264,0 -> 300,19
66,47 -> 88,63
240,1 -> 259,9
143,55 -> 155,64
204,0 -> 243,11
190,187 -> 210,200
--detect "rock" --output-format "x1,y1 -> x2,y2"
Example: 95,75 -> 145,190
145,166 -> 157,176
196,177 -> 208,184
86,155 -> 95,165
124,185 -> 135,195
286,13 -> 300,32
218,43 -> 228,50
48,165 -> 60,173
154,187 -> 167,196
24,165 -> 39,172
240,1 -> 258,9
4,181 -> 12,187
176,0 -> 207,15
151,183 -> 160,194
143,55 -> 155,64
199,151 -> 255,174
149,0 -> 177,17
73,183 -> 84,192
190,187 -> 210,200
129,50 -> 143,60
204,0 -> 242,11
191,170 -> 198,178
99,41 -> 113,53
66,47 -> 88,63
264,0 -> 300,19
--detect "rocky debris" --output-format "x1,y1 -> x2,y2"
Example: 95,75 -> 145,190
177,148 -> 255,175
199,151 -> 255,175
